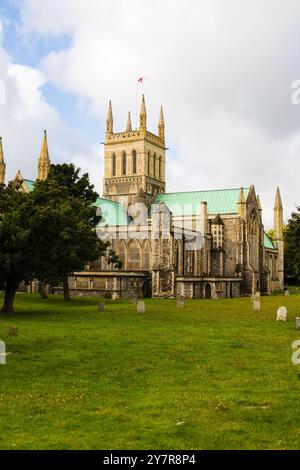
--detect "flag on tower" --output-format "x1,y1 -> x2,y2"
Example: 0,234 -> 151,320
138,76 -> 147,84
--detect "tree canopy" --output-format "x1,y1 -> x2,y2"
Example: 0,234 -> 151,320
284,207 -> 300,281
0,164 -> 121,312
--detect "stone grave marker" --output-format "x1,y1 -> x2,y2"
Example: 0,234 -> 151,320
253,299 -> 261,311
296,317 -> 300,330
128,290 -> 137,304
277,306 -> 287,321
97,302 -> 105,312
137,300 -> 145,314
7,327 -> 18,337
285,290 -> 290,296
176,295 -> 185,308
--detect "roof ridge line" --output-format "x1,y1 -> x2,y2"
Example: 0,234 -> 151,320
158,187 -> 250,196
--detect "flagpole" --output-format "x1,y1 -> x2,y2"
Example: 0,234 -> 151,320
135,79 -> 138,130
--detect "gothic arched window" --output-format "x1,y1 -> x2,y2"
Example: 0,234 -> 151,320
158,156 -> 162,179
148,151 -> 151,175
143,240 -> 152,270
132,150 -> 137,174
153,153 -> 157,178
112,153 -> 116,176
118,241 -> 127,270
127,240 -> 142,270
122,152 -> 127,175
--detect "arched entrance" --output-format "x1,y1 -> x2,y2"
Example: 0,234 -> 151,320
205,283 -> 212,299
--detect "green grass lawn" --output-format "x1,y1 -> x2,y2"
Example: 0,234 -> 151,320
0,293 -> 300,450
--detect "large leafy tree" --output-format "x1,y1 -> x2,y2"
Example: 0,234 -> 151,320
284,207 -> 300,281
30,164 -> 120,301
0,184 -> 36,312
0,164 -> 121,312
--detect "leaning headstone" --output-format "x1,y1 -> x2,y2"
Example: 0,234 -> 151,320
285,290 -> 290,296
97,302 -> 105,312
296,317 -> 300,330
277,306 -> 287,321
7,327 -> 18,337
176,295 -> 185,308
137,300 -> 145,314
112,292 -> 119,300
253,299 -> 261,311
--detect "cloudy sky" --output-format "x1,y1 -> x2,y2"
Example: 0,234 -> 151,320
1,0 -> 300,227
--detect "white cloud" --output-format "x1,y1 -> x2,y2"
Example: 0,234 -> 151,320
6,0 -> 300,225
0,18 -> 99,191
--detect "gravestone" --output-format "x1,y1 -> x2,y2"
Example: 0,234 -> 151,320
251,291 -> 260,304
296,317 -> 300,330
137,300 -> 145,314
128,292 -> 138,304
112,292 -> 119,300
7,327 -> 18,337
97,302 -> 105,312
253,299 -> 261,311
277,306 -> 287,321
176,295 -> 185,308
285,290 -> 290,296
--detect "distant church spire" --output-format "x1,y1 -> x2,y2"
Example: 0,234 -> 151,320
38,130 -> 51,181
139,95 -> 147,131
257,195 -> 262,218
126,111 -> 132,132
0,137 -> 6,185
274,186 -> 283,239
237,187 -> 246,218
106,100 -> 113,135
158,106 -> 165,141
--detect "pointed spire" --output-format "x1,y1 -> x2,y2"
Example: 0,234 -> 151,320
274,186 -> 283,210
257,195 -> 262,210
139,94 -> 147,131
106,100 -> 113,135
237,187 -> 246,218
0,137 -> 6,186
126,111 -> 132,132
238,187 -> 245,204
257,195 -> 262,221
274,186 -> 283,239
38,130 -> 51,181
158,106 -> 165,141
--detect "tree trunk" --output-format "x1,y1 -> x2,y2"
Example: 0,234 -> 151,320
38,282 -> 48,299
63,275 -> 71,302
1,281 -> 19,313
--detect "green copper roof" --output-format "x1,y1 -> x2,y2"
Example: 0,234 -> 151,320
95,197 -> 131,226
264,232 -> 275,250
24,179 -> 35,192
154,188 -> 250,215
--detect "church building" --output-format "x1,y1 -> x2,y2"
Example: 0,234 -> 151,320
0,96 -> 284,299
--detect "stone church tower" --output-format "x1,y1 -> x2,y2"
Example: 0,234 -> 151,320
38,130 -> 51,181
103,96 -> 166,206
0,137 -> 6,185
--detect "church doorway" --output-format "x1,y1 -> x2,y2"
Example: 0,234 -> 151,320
205,283 -> 212,299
